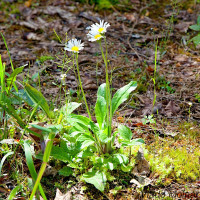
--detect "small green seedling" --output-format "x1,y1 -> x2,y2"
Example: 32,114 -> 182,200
195,93 -> 200,103
189,15 -> 200,46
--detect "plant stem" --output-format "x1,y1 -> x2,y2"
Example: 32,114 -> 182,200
153,39 -> 158,107
75,53 -> 91,120
29,162 -> 47,200
129,147 -> 131,163
29,135 -> 54,200
99,40 -> 112,152
105,37 -> 113,139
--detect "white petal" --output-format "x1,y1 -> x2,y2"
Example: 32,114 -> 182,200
64,38 -> 84,53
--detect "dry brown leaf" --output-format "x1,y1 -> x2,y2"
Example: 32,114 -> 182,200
130,176 -> 152,187
132,147 -> 150,176
174,54 -> 188,62
131,147 -> 151,188
174,22 -> 193,33
43,165 -> 57,177
118,109 -> 135,117
124,13 -> 137,22
19,20 -> 40,31
142,103 -> 162,116
165,101 -> 180,117
22,32 -> 41,41
0,186 -> 10,194
43,6 -> 78,26
82,76 -> 97,90
187,8 -> 193,14
83,83 -> 98,90
79,11 -> 99,23
25,0 -> 32,7
146,66 -> 154,73
163,131 -> 178,137
117,116 -> 125,123
54,189 -> 72,200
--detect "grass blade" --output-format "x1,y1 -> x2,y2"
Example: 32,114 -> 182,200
0,152 -> 14,176
24,141 -> 47,200
1,33 -> 14,71
0,55 -> 6,93
25,83 -> 52,118
7,185 -> 21,200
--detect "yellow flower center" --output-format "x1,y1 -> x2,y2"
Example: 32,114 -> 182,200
94,34 -> 101,40
98,27 -> 104,33
71,46 -> 79,52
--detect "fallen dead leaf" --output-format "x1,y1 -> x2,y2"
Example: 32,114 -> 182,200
83,83 -> 98,90
130,176 -> 152,187
0,186 -> 10,194
118,109 -> 135,117
22,32 -> 41,41
163,131 -> 178,137
187,8 -> 193,14
54,189 -> 72,200
25,0 -> 32,7
19,20 -> 41,31
82,76 -> 97,90
131,148 -> 151,188
43,165 -> 57,177
129,117 -> 147,128
165,101 -> 180,117
174,54 -> 188,62
79,11 -> 99,23
43,6 -> 78,26
176,62 -> 181,67
132,122 -> 146,127
117,116 -> 125,123
124,13 -> 137,22
142,103 -> 162,116
132,147 -> 150,176
174,22 -> 193,33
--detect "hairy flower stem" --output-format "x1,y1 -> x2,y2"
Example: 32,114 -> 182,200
75,53 -> 91,120
99,40 -> 112,152
104,37 -> 113,139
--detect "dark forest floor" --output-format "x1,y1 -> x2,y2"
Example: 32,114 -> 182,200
0,0 -> 200,199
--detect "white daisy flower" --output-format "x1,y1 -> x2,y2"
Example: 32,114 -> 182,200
87,20 -> 110,34
87,30 -> 103,42
60,73 -> 67,81
64,38 -> 84,53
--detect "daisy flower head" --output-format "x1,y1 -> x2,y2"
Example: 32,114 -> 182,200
60,73 -> 67,81
64,38 -> 84,53
88,20 -> 110,34
87,29 -> 103,42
